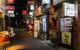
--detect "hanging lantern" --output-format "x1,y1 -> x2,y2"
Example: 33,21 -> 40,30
22,10 -> 27,15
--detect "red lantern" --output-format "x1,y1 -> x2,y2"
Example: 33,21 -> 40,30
22,10 -> 27,15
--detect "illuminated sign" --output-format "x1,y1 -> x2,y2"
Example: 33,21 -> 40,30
7,0 -> 14,4
7,10 -> 15,17
42,0 -> 51,5
6,6 -> 15,10
7,10 -> 14,13
41,15 -> 47,32
63,3 -> 75,16
30,5 -> 34,10
29,11 -> 33,16
22,10 -> 27,15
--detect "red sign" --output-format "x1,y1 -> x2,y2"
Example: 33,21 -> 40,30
7,0 -> 14,4
6,6 -> 15,10
22,10 -> 27,15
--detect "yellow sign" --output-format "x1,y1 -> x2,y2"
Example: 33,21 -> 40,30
62,32 -> 71,45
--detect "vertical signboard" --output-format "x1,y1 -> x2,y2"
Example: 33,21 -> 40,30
41,15 -> 47,32
34,20 -> 40,37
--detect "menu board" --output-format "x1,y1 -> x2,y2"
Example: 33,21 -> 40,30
60,17 -> 73,32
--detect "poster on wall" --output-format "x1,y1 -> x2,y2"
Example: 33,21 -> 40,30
62,32 -> 71,45
34,20 -> 40,37
41,15 -> 47,32
63,2 -> 75,16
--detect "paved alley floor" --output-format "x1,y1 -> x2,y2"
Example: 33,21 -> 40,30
6,37 -> 70,50
6,37 -> 55,50
6,29 -> 70,50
